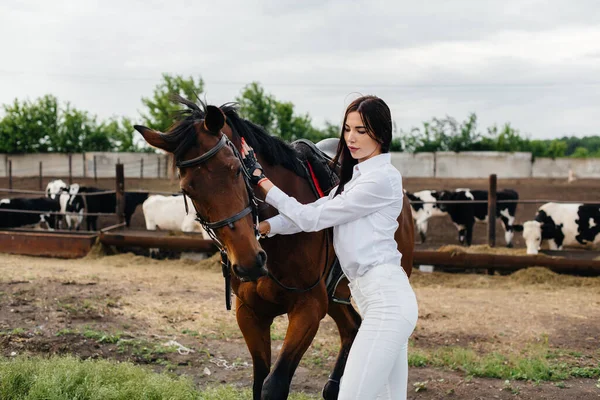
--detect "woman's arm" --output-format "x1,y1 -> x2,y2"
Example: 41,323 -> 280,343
260,193 -> 334,237
262,177 -> 401,232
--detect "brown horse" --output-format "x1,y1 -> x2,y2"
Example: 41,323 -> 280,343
134,97 -> 414,400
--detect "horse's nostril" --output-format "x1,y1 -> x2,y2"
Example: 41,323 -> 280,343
256,250 -> 267,267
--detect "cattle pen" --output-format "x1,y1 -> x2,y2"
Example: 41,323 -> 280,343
0,171 -> 599,275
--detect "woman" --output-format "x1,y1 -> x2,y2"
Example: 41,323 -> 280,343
242,95 -> 418,400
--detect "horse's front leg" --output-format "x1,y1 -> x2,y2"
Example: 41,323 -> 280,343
236,297 -> 274,400
261,295 -> 327,400
322,300 -> 361,400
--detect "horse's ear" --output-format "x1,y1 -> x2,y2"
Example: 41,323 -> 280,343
204,105 -> 226,134
134,125 -> 177,153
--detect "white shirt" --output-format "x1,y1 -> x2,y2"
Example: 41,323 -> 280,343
264,153 -> 403,281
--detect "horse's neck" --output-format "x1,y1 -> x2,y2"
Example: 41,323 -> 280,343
258,157 -> 316,206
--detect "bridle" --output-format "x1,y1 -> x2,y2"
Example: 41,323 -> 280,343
177,134 -> 261,244
176,130 -> 329,310
176,133 -> 260,311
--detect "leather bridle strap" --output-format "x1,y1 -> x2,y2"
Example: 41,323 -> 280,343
203,205 -> 253,230
176,134 -> 227,168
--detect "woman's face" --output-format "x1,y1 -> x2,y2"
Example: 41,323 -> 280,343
344,111 -> 382,163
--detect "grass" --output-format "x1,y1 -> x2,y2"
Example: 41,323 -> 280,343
0,328 -> 27,336
407,344 -> 600,382
0,355 -> 319,400
0,355 -> 199,400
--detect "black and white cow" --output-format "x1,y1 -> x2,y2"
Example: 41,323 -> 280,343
521,202 -> 600,254
405,190 -> 447,243
65,186 -> 149,231
437,189 -> 520,247
0,197 -> 60,229
45,179 -> 68,199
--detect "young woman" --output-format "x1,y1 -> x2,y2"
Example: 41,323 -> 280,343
242,95 -> 418,400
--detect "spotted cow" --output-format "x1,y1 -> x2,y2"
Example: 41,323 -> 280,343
437,189 -> 520,247
521,202 -> 600,254
0,197 -> 60,229
404,190 -> 447,243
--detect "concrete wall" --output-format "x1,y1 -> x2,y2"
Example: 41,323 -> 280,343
6,153 -> 85,178
3,152 -> 170,178
390,153 -> 435,178
84,153 -> 170,178
532,157 -> 600,178
435,152 -> 533,178
4,151 -> 600,179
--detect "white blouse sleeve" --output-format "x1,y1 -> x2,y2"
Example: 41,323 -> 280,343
264,193 -> 334,237
265,175 -> 401,232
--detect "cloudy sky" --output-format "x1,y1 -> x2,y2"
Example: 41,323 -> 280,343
1,0 -> 599,139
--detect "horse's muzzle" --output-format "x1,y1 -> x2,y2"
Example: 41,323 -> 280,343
232,250 -> 268,282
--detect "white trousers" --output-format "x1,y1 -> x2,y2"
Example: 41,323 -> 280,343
338,264 -> 418,400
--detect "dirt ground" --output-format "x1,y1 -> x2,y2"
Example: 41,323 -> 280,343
1,251 -> 599,399
3,176 -> 600,250
1,176 -> 600,398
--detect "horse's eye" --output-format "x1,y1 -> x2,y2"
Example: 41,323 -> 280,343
236,167 -> 242,177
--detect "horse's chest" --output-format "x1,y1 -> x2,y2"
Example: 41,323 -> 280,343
234,281 -> 287,315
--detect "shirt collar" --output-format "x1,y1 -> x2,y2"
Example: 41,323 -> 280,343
354,153 -> 391,175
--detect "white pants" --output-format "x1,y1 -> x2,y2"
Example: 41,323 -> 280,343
338,264 -> 418,400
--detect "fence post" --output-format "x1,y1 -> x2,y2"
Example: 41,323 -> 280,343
68,154 -> 73,184
487,174 -> 497,275
157,156 -> 161,179
93,155 -> 98,182
488,174 -> 497,247
168,154 -> 175,180
39,161 -> 43,191
8,160 -> 12,190
140,158 -> 144,179
115,163 -> 125,225
82,153 -> 86,178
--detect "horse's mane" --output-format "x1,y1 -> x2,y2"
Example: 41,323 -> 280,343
163,95 -> 306,178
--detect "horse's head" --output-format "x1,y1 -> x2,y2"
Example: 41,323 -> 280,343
134,99 -> 267,282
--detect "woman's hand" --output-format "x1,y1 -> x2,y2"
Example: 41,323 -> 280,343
240,138 -> 267,185
258,220 -> 271,238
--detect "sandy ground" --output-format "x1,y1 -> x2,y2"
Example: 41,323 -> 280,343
1,251 -> 599,399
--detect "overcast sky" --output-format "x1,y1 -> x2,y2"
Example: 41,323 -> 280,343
1,0 -> 599,139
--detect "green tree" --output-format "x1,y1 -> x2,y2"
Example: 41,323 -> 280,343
486,123 -> 527,152
236,82 -> 336,142
570,146 -> 590,158
99,117 -> 148,152
52,104 -> 102,153
236,82 -> 276,130
0,95 -> 58,153
141,73 -> 204,131
545,139 -> 567,158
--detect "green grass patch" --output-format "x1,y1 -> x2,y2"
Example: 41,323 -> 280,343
0,355 -> 199,400
0,356 -> 320,399
408,344 -> 600,382
181,329 -> 200,337
0,328 -> 27,336
82,329 -> 123,344
117,339 -> 180,363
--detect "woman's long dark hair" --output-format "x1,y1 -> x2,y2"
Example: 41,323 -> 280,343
332,95 -> 392,196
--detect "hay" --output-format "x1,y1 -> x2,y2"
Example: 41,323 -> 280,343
509,267 -> 600,288
437,244 -> 531,256
509,267 -> 561,285
411,266 -> 600,289
84,238 -> 117,260
171,252 -> 222,271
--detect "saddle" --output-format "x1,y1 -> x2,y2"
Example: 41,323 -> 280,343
291,138 -> 340,196
291,138 -> 350,305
